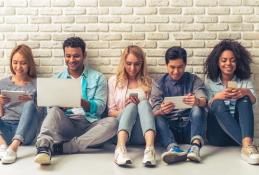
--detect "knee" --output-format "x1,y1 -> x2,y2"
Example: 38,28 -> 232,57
190,106 -> 205,118
210,99 -> 225,112
155,117 -> 167,128
23,100 -> 36,108
138,100 -> 149,106
48,106 -> 62,115
105,117 -> 119,130
125,103 -> 138,111
236,96 -> 252,105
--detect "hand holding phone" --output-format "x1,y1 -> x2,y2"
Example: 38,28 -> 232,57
126,92 -> 139,105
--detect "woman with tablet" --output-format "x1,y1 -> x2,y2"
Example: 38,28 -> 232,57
108,45 -> 156,167
0,44 -> 44,164
204,39 -> 259,165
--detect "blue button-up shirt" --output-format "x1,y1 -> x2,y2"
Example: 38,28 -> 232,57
54,66 -> 107,123
151,72 -> 207,118
205,76 -> 257,116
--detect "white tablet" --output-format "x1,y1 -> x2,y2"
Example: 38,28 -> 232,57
163,96 -> 192,109
1,90 -> 26,102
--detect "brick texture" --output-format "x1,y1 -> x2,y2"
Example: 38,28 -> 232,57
0,0 -> 259,143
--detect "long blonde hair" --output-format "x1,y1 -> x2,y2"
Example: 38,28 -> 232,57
116,45 -> 152,93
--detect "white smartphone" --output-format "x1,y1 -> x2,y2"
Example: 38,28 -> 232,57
1,90 -> 26,102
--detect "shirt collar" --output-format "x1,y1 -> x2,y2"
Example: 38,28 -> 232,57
216,75 -> 237,85
166,73 -> 186,85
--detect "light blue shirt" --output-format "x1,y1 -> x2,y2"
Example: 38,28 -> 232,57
205,76 -> 257,116
54,66 -> 107,123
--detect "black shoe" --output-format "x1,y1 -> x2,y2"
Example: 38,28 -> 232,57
35,147 -> 51,165
52,142 -> 64,155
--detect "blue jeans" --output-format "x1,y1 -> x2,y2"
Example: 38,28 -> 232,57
156,106 -> 206,149
117,100 -> 156,145
0,101 -> 44,145
207,96 -> 254,146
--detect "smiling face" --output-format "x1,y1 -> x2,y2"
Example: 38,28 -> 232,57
166,58 -> 186,81
124,53 -> 143,79
64,47 -> 85,76
11,52 -> 29,77
218,50 -> 236,79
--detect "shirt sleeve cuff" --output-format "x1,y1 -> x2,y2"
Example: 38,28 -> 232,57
89,100 -> 97,114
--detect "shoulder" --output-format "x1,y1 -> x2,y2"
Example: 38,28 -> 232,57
88,68 -> 105,78
156,73 -> 168,85
87,68 -> 106,84
237,78 -> 254,86
53,69 -> 67,78
108,75 -> 117,84
0,76 -> 12,88
0,76 -> 11,83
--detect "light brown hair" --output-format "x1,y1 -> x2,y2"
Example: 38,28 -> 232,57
10,44 -> 37,78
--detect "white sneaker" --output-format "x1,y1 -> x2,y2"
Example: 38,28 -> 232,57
187,145 -> 201,162
2,148 -> 17,164
142,146 -> 156,167
114,146 -> 132,166
241,145 -> 259,165
0,144 -> 8,160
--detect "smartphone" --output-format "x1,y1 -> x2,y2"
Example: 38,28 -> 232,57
227,81 -> 237,89
129,92 -> 138,97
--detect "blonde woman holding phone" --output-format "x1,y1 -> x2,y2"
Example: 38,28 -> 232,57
108,45 -> 156,167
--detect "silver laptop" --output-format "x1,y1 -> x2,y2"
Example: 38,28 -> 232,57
37,78 -> 81,107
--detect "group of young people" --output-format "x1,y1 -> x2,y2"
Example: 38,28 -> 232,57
0,37 -> 258,167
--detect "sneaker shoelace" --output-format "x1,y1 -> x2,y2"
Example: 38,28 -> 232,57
117,146 -> 129,159
188,145 -> 199,153
171,146 -> 184,153
247,145 -> 259,155
145,147 -> 155,158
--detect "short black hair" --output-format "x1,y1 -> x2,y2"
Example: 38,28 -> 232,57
204,39 -> 252,81
165,47 -> 187,64
63,37 -> 86,54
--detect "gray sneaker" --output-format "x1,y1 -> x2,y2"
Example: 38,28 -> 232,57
161,146 -> 187,164
187,145 -> 201,162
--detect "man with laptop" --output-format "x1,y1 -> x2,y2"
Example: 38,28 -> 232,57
150,47 -> 207,164
35,37 -> 118,165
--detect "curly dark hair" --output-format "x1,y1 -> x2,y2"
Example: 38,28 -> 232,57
204,39 -> 252,81
63,36 -> 86,54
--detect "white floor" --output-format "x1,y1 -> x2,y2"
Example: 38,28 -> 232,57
0,145 -> 258,175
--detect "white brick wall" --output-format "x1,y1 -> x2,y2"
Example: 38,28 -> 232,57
1,0 -> 259,143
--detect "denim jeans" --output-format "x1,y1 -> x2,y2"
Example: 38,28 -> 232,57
207,96 -> 254,146
156,106 -> 206,149
0,101 -> 44,145
117,100 -> 156,145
